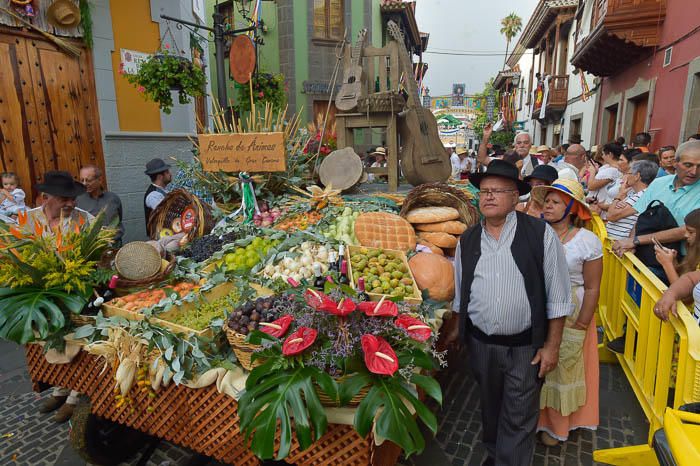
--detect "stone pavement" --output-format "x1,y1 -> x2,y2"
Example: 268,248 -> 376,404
1,339 -> 648,466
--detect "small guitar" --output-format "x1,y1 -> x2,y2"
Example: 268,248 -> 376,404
336,28 -> 368,111
387,21 -> 450,185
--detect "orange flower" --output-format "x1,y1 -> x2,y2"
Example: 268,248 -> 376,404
56,229 -> 63,250
74,223 -> 80,234
17,210 -> 27,227
78,215 -> 86,226
9,227 -> 23,240
33,221 -> 43,238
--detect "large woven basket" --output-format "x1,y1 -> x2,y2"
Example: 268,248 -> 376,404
399,182 -> 479,228
224,326 -> 262,371
116,255 -> 176,288
148,189 -> 215,243
317,375 -> 369,407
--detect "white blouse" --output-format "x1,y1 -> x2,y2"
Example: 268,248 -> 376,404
564,229 -> 603,287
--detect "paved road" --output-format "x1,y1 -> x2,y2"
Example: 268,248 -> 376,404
0,339 -> 648,466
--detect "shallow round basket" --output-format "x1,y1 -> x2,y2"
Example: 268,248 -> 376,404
316,375 -> 369,407
116,256 -> 176,288
148,189 -> 214,243
399,182 -> 479,228
70,314 -> 96,327
115,242 -> 163,281
224,326 -> 262,371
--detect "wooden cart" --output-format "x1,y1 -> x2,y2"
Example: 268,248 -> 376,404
24,344 -> 402,466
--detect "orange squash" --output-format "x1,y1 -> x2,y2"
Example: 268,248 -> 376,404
408,252 -> 455,302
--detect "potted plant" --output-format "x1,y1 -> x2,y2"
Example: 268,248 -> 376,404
122,51 -> 206,114
237,284 -> 443,461
236,73 -> 287,113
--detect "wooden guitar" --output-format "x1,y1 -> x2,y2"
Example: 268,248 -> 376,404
335,28 -> 368,112
387,21 -> 451,185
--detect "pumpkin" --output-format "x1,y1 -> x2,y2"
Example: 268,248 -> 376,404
408,252 -> 455,301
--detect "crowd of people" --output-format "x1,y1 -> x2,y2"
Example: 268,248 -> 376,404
447,126 -> 700,465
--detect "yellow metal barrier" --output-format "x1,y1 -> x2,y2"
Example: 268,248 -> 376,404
589,215 -> 700,465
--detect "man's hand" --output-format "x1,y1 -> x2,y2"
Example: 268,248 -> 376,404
654,291 -> 678,322
531,344 -> 559,378
482,122 -> 493,142
612,238 -> 635,257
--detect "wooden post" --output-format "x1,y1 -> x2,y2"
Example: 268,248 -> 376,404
552,19 -> 561,76
387,114 -> 398,192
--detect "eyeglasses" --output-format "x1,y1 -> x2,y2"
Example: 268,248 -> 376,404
480,189 -> 517,197
80,177 -> 98,183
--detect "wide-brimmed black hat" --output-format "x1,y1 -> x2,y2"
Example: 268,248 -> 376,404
35,171 -> 86,198
524,164 -> 559,184
470,159 -> 531,195
144,158 -> 171,175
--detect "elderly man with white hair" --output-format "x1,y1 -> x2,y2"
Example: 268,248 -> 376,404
477,123 -> 539,178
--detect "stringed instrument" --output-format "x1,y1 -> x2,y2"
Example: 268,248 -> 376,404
335,28 -> 368,111
387,21 -> 451,186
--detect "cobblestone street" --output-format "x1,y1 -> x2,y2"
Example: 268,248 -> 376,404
1,340 -> 648,466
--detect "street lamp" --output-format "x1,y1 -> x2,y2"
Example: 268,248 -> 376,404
235,0 -> 252,21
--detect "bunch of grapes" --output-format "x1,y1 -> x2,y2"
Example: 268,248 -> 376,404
227,295 -> 300,335
182,232 -> 239,263
168,289 -> 240,331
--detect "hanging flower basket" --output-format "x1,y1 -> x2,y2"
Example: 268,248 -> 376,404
235,72 -> 286,113
122,51 -> 206,114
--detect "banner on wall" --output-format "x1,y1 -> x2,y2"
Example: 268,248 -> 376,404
120,49 -> 152,75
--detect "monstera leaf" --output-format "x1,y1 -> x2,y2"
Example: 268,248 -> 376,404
0,287 -> 87,344
238,356 -> 338,460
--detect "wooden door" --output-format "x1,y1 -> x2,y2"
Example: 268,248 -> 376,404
606,105 -> 618,142
0,29 -> 104,205
631,94 -> 649,137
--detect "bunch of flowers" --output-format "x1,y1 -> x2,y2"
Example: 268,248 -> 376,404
238,285 -> 443,461
236,73 -> 287,113
121,51 -> 206,114
0,212 -> 115,344
303,115 -> 337,156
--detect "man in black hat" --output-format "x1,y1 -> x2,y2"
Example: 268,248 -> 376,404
25,171 -> 94,423
446,160 -> 572,466
144,158 -> 172,228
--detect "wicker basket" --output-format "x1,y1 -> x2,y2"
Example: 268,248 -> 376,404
317,375 -> 369,407
399,182 -> 479,228
115,255 -> 176,288
115,242 -> 163,281
224,326 -> 262,371
148,189 -> 214,243
357,92 -> 406,113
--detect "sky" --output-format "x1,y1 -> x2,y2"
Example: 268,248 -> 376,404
415,0 -> 539,97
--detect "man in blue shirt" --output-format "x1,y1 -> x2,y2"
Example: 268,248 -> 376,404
612,140 -> 700,256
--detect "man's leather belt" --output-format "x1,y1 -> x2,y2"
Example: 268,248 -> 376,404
469,323 -> 532,347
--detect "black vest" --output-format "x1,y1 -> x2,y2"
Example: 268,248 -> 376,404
144,184 -> 166,229
459,211 -> 548,347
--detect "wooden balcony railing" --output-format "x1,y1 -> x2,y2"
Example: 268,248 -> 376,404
549,75 -> 569,108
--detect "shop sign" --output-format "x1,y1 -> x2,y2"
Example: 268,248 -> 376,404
302,81 -> 341,95
198,132 -> 286,172
120,49 -> 152,75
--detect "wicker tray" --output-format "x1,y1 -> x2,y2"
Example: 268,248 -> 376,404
399,182 -> 479,228
24,344 -> 400,466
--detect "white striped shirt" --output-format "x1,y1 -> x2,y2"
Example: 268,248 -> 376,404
605,189 -> 645,240
452,212 -> 573,335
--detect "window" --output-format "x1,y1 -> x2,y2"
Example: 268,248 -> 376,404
313,0 -> 344,41
570,117 -> 582,143
663,47 -> 673,68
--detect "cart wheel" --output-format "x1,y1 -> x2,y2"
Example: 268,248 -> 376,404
69,401 -> 150,465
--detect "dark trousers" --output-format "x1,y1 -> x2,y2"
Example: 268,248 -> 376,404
467,334 -> 543,466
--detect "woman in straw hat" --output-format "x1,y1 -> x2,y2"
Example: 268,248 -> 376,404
530,178 -> 603,446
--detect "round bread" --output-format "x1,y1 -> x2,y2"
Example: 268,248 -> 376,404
417,239 -> 444,256
354,212 -> 416,251
405,206 -> 459,224
414,220 -> 467,235
418,231 -> 458,249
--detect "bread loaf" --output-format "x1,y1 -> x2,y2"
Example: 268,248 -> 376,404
415,220 -> 467,235
405,206 -> 459,224
354,212 -> 417,251
417,239 -> 444,256
418,232 -> 458,249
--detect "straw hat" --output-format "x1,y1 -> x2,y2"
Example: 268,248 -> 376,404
456,147 -> 467,155
529,147 -> 539,155
46,0 -> 82,29
536,144 -> 551,153
530,178 -> 591,216
371,147 -> 387,156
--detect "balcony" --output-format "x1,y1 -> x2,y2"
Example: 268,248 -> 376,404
571,0 -> 666,76
532,75 -> 569,121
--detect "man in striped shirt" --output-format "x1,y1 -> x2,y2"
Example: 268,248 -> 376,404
446,160 -> 573,466
605,160 -> 657,240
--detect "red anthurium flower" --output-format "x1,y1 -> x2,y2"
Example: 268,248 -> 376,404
304,288 -> 333,310
358,297 -> 398,317
282,327 -> 317,356
394,314 -> 432,342
259,314 -> 293,338
319,297 -> 356,317
361,335 -> 399,376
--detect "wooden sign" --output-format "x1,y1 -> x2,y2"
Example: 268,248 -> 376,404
199,132 -> 286,172
230,35 -> 256,84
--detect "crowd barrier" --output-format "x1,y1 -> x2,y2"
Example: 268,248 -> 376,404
589,216 -> 700,465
